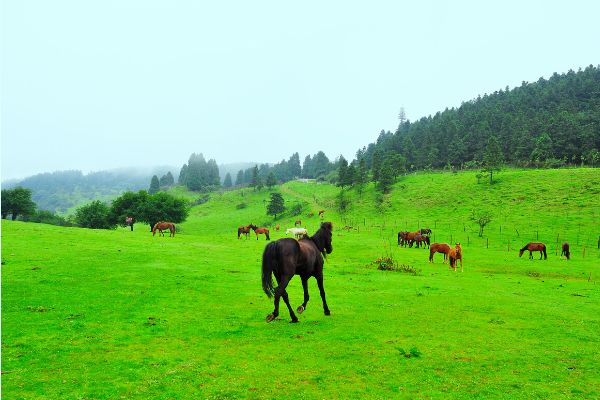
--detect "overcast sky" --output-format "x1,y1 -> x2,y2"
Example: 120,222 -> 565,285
2,0 -> 599,181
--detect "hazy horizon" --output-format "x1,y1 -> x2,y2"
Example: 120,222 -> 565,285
3,1 -> 599,181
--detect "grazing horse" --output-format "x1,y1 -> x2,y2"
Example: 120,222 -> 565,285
448,243 -> 463,272
413,234 -> 430,249
262,222 -> 333,323
237,224 -> 254,239
429,243 -> 450,264
318,210 -> 325,218
519,243 -> 547,260
560,242 -> 570,260
251,225 -> 270,240
276,224 -> 280,232
152,222 -> 176,237
406,231 -> 421,247
420,228 -> 432,235
295,220 -> 302,227
397,231 -> 409,246
286,228 -> 308,239
308,213 -> 314,217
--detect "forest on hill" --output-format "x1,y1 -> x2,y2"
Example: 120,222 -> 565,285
3,65 -> 599,216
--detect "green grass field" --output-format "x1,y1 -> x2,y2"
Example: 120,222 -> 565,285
2,168 -> 599,399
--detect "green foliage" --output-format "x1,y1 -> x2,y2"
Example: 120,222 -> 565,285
249,165 -> 261,191
159,171 -> 175,187
148,175 -> 160,195
483,136 -> 504,184
235,202 -> 247,210
378,158 -> 394,194
223,173 -> 233,188
139,192 -> 189,230
265,172 -> 277,189
189,194 -> 211,207
471,210 -> 493,237
74,200 -> 114,229
1,186 -> 37,220
371,149 -> 382,182
266,192 -> 286,219
336,157 -> 349,188
20,210 -> 73,226
398,348 -> 423,358
235,170 -> 244,186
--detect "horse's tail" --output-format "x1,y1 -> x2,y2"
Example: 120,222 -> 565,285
171,224 -> 176,237
543,245 -> 547,260
266,230 -> 270,240
262,242 -> 279,298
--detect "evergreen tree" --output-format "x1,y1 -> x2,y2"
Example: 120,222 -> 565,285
288,152 -> 302,177
148,175 -> 160,195
345,164 -> 356,187
483,136 -> 504,184
355,157 -> 369,197
337,157 -> 349,188
265,172 -> 277,189
235,170 -> 244,186
266,192 -> 286,220
378,158 -> 394,194
250,165 -> 261,191
371,149 -> 382,183
178,164 -> 188,184
223,173 -> 233,188
390,153 -> 407,180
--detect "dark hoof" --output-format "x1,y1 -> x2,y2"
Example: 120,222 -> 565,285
296,305 -> 305,314
324,310 -> 331,316
266,314 -> 276,323
289,319 -> 299,323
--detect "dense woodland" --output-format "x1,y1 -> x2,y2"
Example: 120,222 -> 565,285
3,65 -> 599,216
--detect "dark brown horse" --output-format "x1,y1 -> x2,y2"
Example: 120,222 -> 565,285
295,220 -> 302,227
152,222 -> 176,237
262,221 -> 333,323
237,224 -> 254,239
429,243 -> 450,263
519,243 -> 547,260
397,231 -> 408,246
448,243 -> 463,272
420,228 -> 432,235
413,234 -> 430,249
252,225 -> 270,240
406,231 -> 421,247
560,242 -> 570,260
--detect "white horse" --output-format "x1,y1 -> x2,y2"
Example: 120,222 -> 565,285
285,228 -> 307,239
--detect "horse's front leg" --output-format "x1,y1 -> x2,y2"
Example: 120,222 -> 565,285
296,276 -> 310,314
315,273 -> 331,315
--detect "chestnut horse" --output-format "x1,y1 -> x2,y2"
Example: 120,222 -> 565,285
318,210 -> 325,216
429,243 -> 450,263
448,243 -> 463,272
262,222 -> 333,323
519,243 -> 547,260
152,222 -> 176,237
295,220 -> 302,227
308,213 -> 314,217
406,231 -> 421,247
276,224 -> 280,232
237,224 -> 254,239
560,242 -> 570,260
251,225 -> 270,240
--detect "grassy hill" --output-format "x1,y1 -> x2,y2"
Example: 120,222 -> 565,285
2,168 -> 599,399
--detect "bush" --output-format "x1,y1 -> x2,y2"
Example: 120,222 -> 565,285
236,203 -> 247,210
189,194 -> 211,207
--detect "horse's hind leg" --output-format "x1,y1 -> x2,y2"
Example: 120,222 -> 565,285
267,276 -> 298,323
296,276 -> 310,314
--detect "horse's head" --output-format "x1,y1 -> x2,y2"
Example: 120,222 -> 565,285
320,222 -> 333,254
518,250 -> 524,257
285,229 -> 292,235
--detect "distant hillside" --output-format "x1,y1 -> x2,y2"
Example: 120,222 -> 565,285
2,166 -> 178,214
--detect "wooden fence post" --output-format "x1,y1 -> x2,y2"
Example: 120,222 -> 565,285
556,244 -> 558,255
583,246 -> 586,258
487,238 -> 489,249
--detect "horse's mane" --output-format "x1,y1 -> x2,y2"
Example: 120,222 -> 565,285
308,222 -> 333,255
519,243 -> 531,252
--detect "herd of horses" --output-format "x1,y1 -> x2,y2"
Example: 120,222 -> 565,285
153,214 -> 573,324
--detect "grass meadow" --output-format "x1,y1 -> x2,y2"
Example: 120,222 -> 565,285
2,168 -> 599,399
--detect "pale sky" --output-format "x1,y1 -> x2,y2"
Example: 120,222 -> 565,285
2,0 -> 599,181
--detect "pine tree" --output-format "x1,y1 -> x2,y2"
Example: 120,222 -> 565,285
371,149 -> 382,183
235,170 -> 244,186
223,173 -> 233,188
355,157 -> 369,197
265,172 -> 277,189
483,136 -> 504,184
250,165 -> 261,191
337,157 -> 348,188
378,159 -> 394,194
148,175 -> 160,195
266,192 -> 286,220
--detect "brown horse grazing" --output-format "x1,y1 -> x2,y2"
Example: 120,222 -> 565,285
152,222 -> 176,237
237,224 -> 254,239
560,242 -> 570,260
429,243 -> 450,263
397,231 -> 408,246
448,243 -> 463,272
519,243 -> 547,260
251,225 -> 270,240
308,213 -> 314,217
413,234 -> 430,249
276,224 -> 280,232
295,220 -> 302,227
406,231 -> 421,247
262,222 -> 333,323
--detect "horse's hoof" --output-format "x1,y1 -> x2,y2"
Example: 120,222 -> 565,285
266,314 -> 276,323
296,305 -> 305,314
324,310 -> 331,316
290,319 -> 299,323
